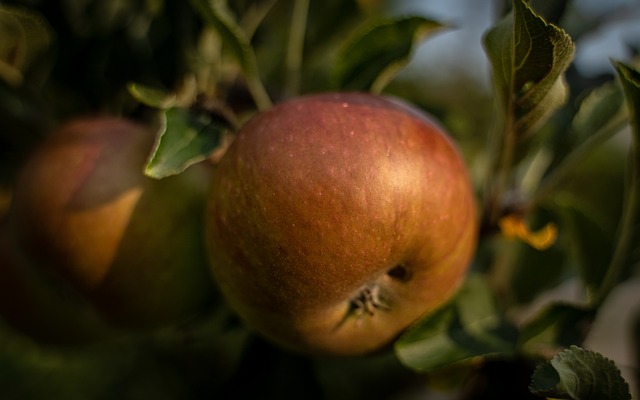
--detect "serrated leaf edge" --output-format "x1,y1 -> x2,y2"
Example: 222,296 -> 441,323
529,345 -> 632,399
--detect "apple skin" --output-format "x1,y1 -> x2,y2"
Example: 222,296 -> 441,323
0,226 -> 123,344
7,117 -> 215,329
205,92 -> 478,356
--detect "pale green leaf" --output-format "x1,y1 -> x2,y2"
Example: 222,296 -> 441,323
571,81 -> 626,143
127,82 -> 176,109
334,16 -> 444,93
145,108 -> 227,179
530,346 -> 632,400
394,275 -> 518,372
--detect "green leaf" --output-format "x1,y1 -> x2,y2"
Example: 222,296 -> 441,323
333,16 -> 444,93
589,61 -> 640,306
530,83 -> 629,211
555,197 -> 615,298
0,5 -> 53,86
519,303 -> 596,355
144,107 -> 228,179
189,0 -> 271,110
529,346 -> 632,400
483,0 -> 575,138
189,0 -> 251,70
571,82 -> 626,144
394,274 -> 518,372
127,82 -> 176,109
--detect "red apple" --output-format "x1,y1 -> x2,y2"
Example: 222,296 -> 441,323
205,92 -> 478,356
7,117 -> 215,329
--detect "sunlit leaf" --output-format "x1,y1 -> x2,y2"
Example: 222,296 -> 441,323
145,107 -> 228,179
333,16 -> 443,93
0,5 -> 53,86
529,346 -> 632,400
127,82 -> 176,109
395,275 -> 518,372
483,0 -> 575,139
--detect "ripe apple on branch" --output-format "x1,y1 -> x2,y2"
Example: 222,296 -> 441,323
205,92 -> 478,356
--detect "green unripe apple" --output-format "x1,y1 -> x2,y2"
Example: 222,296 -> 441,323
206,92 -> 478,356
7,117 -> 215,329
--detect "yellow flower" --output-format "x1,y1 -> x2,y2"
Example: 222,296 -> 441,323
499,214 -> 558,250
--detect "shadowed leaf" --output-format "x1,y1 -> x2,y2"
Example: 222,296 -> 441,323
591,61 -> 640,304
555,197 -> 615,298
519,303 -> 596,354
334,16 -> 443,93
395,275 -> 518,372
530,346 -> 631,400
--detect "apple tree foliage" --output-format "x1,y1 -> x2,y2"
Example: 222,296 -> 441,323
0,0 -> 639,398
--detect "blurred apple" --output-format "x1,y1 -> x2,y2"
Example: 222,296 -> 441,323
206,92 -> 478,356
7,117 -> 215,329
0,226 -> 121,344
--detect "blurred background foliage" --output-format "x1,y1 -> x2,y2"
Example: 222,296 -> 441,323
1,0 -> 639,399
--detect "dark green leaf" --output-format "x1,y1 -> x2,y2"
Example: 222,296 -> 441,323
505,207 -> 568,305
144,107 -> 228,179
529,345 -> 632,400
0,5 -> 53,86
555,197 -> 615,298
483,0 -> 575,138
519,303 -> 596,354
394,274 -> 518,372
531,97 -> 628,226
127,82 -> 176,109
589,61 -> 640,305
333,16 -> 443,93
614,61 -> 640,121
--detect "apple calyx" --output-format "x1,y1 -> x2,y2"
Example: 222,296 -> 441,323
349,283 -> 390,319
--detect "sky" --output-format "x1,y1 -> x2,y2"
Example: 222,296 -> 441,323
388,0 -> 640,86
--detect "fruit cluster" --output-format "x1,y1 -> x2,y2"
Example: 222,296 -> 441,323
0,93 -> 478,356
